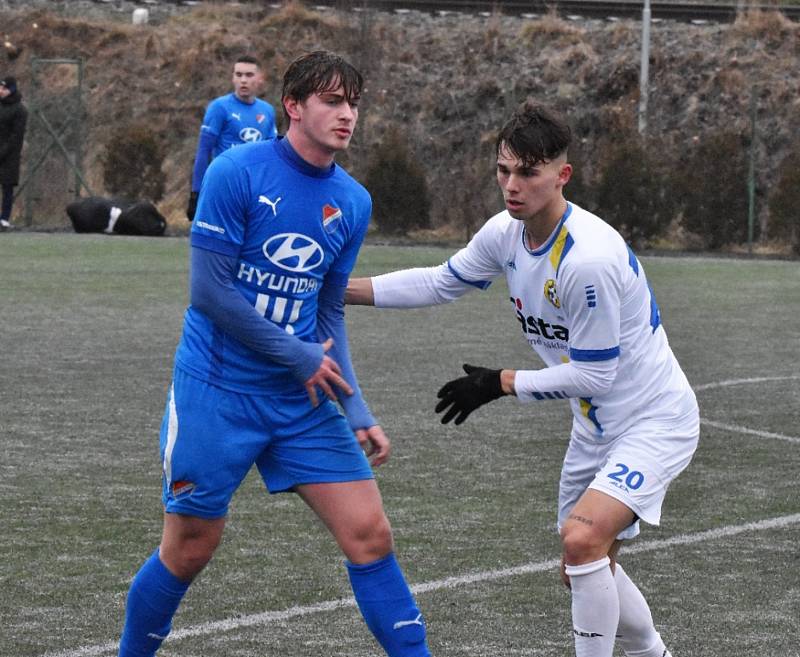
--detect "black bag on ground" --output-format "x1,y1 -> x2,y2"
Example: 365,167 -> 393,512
66,197 -> 166,236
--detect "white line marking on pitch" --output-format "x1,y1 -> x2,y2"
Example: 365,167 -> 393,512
44,513 -> 800,657
694,374 -> 800,392
695,374 -> 800,443
701,419 -> 800,444
43,375 -> 800,657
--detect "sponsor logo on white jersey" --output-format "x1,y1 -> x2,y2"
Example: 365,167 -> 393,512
263,233 -> 324,273
512,296 -> 568,341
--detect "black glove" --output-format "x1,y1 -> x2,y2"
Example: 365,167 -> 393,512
435,363 -> 506,425
186,191 -> 199,221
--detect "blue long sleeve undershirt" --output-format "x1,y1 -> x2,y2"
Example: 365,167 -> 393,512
190,246 -> 375,430
316,283 -> 376,430
190,131 -> 217,192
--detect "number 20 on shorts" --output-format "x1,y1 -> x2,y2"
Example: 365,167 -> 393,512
607,463 -> 645,490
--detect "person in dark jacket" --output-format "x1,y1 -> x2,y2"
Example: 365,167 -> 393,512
0,76 -> 28,229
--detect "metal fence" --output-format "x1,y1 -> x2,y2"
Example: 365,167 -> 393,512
19,57 -> 92,229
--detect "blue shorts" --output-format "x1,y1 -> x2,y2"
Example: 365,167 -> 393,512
159,367 -> 374,519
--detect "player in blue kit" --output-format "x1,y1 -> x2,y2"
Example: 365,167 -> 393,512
186,55 -> 277,221
117,51 -> 431,657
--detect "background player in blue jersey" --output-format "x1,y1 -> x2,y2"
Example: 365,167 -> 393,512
118,52 -> 431,657
348,102 -> 699,657
186,54 -> 277,221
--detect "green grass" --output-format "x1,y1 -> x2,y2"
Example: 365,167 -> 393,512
1,233 -> 799,657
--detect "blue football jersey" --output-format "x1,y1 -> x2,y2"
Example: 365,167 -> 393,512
177,137 -> 372,393
200,93 -> 277,156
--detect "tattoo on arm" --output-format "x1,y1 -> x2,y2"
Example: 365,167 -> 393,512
568,514 -> 594,526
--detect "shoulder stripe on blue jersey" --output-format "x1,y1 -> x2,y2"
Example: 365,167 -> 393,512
191,232 -> 240,257
446,260 -> 492,290
569,346 -> 620,362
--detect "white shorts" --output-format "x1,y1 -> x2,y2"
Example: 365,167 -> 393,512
557,408 -> 699,540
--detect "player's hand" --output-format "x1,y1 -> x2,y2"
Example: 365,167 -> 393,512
355,425 -> 391,467
304,338 -> 353,407
186,191 -> 199,222
435,363 -> 506,425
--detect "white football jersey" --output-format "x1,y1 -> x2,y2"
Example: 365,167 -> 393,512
438,203 -> 695,441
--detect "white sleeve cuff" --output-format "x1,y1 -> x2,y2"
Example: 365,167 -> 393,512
514,358 -> 618,402
372,264 -> 474,308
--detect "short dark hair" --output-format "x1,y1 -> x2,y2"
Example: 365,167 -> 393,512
281,51 -> 363,123
495,101 -> 571,167
235,55 -> 259,67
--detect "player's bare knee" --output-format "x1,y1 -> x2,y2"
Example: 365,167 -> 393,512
161,527 -> 221,579
166,540 -> 216,579
346,513 -> 394,562
560,524 -> 606,565
364,516 -> 394,555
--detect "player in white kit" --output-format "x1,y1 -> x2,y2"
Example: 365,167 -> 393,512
347,101 -> 699,657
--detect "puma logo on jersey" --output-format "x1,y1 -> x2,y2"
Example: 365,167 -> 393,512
232,112 -> 241,120
393,613 -> 424,630
259,195 -> 282,216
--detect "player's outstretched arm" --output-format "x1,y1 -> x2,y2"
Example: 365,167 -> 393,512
345,277 -> 375,306
317,282 -> 378,427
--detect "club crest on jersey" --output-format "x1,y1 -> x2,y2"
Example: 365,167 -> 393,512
544,279 -> 561,308
322,204 -> 343,233
256,113 -> 265,123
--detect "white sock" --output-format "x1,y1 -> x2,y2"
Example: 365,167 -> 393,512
565,556 -> 618,657
615,563 -> 671,657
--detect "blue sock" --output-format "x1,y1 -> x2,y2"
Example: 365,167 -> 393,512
118,549 -> 191,657
346,552 -> 430,657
